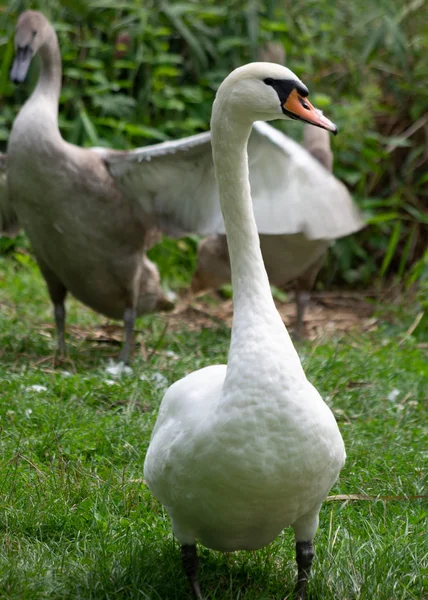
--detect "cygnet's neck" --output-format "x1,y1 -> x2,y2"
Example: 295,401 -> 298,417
21,25 -> 62,133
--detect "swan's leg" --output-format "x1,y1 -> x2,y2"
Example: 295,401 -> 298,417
291,506 -> 320,600
294,541 -> 315,600
119,306 -> 136,364
181,545 -> 203,599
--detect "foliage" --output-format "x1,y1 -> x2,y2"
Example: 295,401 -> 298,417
0,0 -> 426,288
0,255 -> 427,599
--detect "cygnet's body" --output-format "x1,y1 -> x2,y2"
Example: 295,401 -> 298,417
9,116 -> 162,321
7,11 -> 171,361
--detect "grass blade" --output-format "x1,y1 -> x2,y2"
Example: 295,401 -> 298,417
380,220 -> 402,276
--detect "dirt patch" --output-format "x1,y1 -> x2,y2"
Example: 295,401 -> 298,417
35,291 -> 377,346
165,290 -> 377,340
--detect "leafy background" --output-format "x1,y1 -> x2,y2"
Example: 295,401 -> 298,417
0,0 -> 426,295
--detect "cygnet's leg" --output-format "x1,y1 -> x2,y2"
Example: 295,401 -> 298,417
54,301 -> 67,356
291,506 -> 320,600
118,306 -> 136,364
181,545 -> 203,599
294,251 -> 326,338
38,261 -> 68,355
295,289 -> 310,339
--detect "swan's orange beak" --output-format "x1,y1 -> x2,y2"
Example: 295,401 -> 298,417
283,89 -> 337,134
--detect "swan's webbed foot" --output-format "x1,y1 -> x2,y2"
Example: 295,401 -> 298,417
293,540 -> 314,600
181,544 -> 203,599
119,306 -> 136,364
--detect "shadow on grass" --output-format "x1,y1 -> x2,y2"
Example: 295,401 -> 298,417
0,325 -> 119,371
67,540 -> 296,600
0,315 -> 231,376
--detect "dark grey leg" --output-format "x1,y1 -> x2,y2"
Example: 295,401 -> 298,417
37,259 -> 68,356
295,290 -> 310,338
294,541 -> 315,600
294,250 -> 327,339
181,545 -> 203,599
118,307 -> 136,363
54,302 -> 66,356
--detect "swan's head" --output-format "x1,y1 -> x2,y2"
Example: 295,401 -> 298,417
11,11 -> 52,84
213,62 -> 337,134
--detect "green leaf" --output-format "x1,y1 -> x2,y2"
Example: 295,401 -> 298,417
153,65 -> 181,78
367,212 -> 400,224
122,123 -> 168,141
161,2 -> 208,69
380,221 -> 402,276
397,226 -> 416,276
77,101 -> 99,146
217,37 -> 248,53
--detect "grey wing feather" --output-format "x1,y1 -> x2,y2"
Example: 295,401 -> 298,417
96,122 -> 364,241
0,153 -> 20,236
92,131 -> 220,236
248,122 -> 364,239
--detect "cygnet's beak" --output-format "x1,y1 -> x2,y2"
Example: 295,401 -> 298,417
157,294 -> 175,312
10,45 -> 33,84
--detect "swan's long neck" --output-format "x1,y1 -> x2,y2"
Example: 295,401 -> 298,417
211,104 -> 279,327
211,95 -> 305,403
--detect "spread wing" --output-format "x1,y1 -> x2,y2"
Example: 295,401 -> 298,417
0,153 -> 20,236
97,122 -> 364,241
91,131 -> 220,237
247,122 -> 364,239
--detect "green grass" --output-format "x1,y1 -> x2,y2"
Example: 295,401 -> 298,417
0,254 -> 427,600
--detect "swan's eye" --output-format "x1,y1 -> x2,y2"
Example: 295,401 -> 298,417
264,78 -> 274,86
32,30 -> 37,38
298,97 -> 310,110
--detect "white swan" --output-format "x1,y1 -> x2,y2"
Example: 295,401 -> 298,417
144,63 -> 346,599
5,10 -> 361,362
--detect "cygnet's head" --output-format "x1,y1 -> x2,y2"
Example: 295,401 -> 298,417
191,236 -> 231,293
137,257 -> 175,314
11,10 -> 52,84
212,62 -> 337,134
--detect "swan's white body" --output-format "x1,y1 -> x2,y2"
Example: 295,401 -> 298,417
144,63 -> 346,560
146,363 -> 343,551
